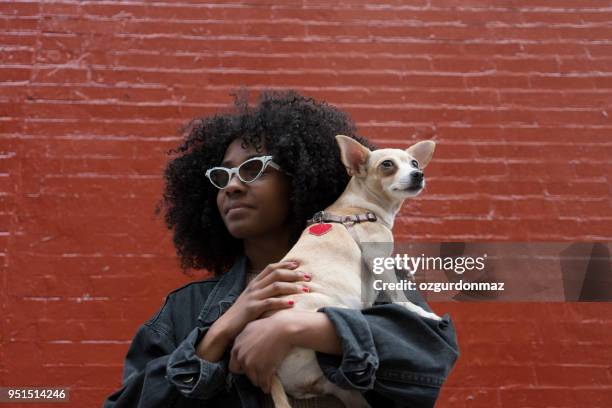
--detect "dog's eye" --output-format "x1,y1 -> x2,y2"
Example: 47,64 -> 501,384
380,160 -> 394,169
411,160 -> 419,168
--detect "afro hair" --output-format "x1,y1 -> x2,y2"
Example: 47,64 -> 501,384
154,87 -> 378,277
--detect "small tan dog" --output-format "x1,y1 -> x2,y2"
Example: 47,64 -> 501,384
267,135 -> 441,408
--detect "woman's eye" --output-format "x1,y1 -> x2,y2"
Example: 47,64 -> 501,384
381,160 -> 394,168
411,160 -> 419,168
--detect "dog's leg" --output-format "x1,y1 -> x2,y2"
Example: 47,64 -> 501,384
360,239 -> 441,321
388,273 -> 442,321
394,300 -> 442,321
377,263 -> 442,321
270,374 -> 292,408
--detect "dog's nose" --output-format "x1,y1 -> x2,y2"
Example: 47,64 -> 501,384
411,171 -> 423,183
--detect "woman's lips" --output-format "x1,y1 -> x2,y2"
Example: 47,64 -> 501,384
226,206 -> 253,216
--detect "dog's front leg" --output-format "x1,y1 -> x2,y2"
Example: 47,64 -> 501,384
376,263 -> 442,321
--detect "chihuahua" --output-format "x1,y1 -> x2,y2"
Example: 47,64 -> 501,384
267,135 -> 439,408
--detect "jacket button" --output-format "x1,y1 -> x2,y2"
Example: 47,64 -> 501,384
183,376 -> 195,384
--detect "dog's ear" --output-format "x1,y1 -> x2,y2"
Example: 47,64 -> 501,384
406,140 -> 435,169
335,135 -> 370,177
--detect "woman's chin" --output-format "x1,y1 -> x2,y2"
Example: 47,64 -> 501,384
225,223 -> 257,239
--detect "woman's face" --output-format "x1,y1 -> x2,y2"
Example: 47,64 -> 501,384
216,138 -> 292,239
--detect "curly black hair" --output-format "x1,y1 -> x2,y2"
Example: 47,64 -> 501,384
154,87 -> 378,277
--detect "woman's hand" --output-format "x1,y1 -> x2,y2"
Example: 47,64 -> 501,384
228,309 -> 298,394
228,309 -> 344,394
212,260 -> 311,342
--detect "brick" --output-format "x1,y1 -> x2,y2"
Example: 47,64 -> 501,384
499,387 -> 577,408
535,365 -> 612,387
441,387 -> 501,407
450,363 -> 538,387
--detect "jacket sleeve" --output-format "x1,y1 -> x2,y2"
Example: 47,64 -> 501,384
102,295 -> 230,407
315,288 -> 459,408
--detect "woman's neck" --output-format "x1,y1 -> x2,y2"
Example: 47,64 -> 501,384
243,229 -> 292,273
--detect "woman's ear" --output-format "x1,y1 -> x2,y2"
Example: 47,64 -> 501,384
335,135 -> 371,177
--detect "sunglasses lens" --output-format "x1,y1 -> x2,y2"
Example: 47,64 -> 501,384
238,159 -> 264,182
209,169 -> 230,188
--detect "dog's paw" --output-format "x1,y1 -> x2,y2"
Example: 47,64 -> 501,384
396,301 -> 443,321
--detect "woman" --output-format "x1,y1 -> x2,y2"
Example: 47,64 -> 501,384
102,88 -> 459,408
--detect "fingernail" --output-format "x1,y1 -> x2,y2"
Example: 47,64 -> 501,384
303,273 -> 311,280
302,286 -> 310,293
287,300 -> 294,305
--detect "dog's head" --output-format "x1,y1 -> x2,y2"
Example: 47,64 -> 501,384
335,135 -> 435,203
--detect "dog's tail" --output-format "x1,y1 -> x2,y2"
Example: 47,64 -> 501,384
270,373 -> 292,408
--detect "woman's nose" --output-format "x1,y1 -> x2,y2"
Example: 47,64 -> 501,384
224,172 -> 247,193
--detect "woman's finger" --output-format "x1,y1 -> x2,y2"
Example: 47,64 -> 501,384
257,367 -> 271,394
256,281 -> 306,299
229,344 -> 245,374
251,261 -> 298,285
254,267 -> 306,291
253,297 -> 296,316
247,368 -> 259,390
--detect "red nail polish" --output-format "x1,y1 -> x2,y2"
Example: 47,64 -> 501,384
303,274 -> 311,280
287,300 -> 294,305
302,287 -> 310,293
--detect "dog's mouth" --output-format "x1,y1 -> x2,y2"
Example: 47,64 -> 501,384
394,183 -> 423,192
403,185 -> 422,192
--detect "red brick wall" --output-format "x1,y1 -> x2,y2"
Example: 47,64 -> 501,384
1,1 -> 611,406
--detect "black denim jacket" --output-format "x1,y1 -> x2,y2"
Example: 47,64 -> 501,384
102,253 -> 459,408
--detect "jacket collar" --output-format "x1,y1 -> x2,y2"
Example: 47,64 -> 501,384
197,253 -> 247,326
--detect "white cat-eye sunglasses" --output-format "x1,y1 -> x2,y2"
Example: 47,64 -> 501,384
205,155 -> 293,190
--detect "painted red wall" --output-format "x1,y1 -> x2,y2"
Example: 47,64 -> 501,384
1,1 -> 611,406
